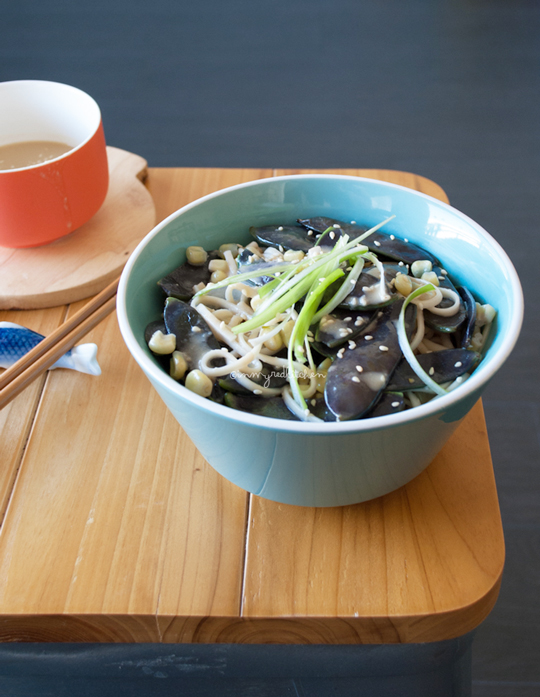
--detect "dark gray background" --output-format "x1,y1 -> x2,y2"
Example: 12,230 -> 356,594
1,2 -> 539,695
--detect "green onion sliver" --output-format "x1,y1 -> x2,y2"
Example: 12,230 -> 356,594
397,284 -> 449,397
232,269 -> 317,335
287,267 -> 345,410
257,277 -> 281,298
253,235 -> 348,317
311,254 -> 365,325
292,267 -> 345,362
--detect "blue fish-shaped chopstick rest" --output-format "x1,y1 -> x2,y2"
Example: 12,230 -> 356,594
0,322 -> 101,376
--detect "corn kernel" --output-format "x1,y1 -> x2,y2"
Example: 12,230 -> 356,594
421,271 -> 440,286
148,330 -> 176,354
219,243 -> 239,258
394,273 -> 413,296
208,259 -> 229,273
411,260 -> 432,278
170,351 -> 188,380
210,270 -> 227,283
185,370 -> 213,397
186,246 -> 208,266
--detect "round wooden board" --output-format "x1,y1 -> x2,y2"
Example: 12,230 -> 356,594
0,146 -> 156,309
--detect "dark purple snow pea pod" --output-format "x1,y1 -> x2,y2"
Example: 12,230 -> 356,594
386,348 -> 481,391
457,286 -> 477,349
249,224 -> 315,252
324,299 -> 416,421
163,297 -> 222,371
364,392 -> 406,418
315,307 -> 376,348
158,250 -> 221,300
338,262 -> 403,311
298,217 -> 440,266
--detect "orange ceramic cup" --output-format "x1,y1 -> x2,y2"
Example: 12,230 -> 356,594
0,80 -> 109,248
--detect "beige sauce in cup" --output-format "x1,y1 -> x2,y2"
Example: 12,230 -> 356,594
0,140 -> 73,170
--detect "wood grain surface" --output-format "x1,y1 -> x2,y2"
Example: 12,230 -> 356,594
0,147 -> 156,310
0,168 -> 504,645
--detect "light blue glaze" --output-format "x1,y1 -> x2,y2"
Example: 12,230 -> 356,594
117,175 -> 523,507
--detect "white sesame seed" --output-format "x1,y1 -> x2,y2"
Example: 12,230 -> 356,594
311,399 -> 317,407
339,328 -> 349,336
354,317 -> 364,326
333,223 -> 341,228
398,261 -> 404,266
456,376 -> 463,383
454,361 -> 462,368
355,365 -> 363,372
344,317 -> 352,322
429,367 -> 435,375
404,238 -> 409,243
277,226 -> 283,231
374,240 -> 381,247
441,269 -> 448,275
350,220 -> 357,224
390,235 -> 395,240
337,348 -> 345,358
348,340 -> 356,349
307,230 -> 313,235
365,335 -> 373,341
279,245 -> 284,252
192,326 -> 201,333
379,345 -> 389,351
329,231 -> 336,239
438,276 -> 445,281
391,401 -> 400,408
253,389 -> 262,395
351,376 -> 360,383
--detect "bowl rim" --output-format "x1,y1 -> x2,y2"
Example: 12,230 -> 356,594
117,173 -> 524,434
0,79 -> 103,174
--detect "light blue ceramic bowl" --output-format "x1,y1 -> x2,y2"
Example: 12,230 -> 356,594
117,175 -> 523,507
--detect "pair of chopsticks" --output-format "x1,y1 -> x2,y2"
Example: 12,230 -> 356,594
0,278 -> 119,410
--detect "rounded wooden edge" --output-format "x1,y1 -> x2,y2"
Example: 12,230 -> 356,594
0,570 -> 502,644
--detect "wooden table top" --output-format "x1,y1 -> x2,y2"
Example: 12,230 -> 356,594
0,167 -> 504,645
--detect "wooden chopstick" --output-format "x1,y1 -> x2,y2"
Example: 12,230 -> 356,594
0,278 -> 119,410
